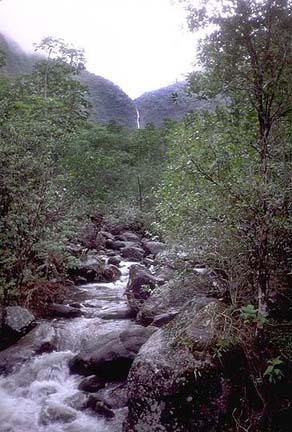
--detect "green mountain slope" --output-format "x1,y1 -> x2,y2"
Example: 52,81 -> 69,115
135,81 -> 214,127
0,33 -> 38,77
80,71 -> 136,128
0,34 -> 136,128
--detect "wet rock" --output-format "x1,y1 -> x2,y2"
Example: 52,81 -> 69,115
68,257 -> 104,283
115,234 -> 128,242
126,264 -> 164,313
136,277 -> 206,327
121,247 -> 144,262
108,256 -> 121,266
99,307 -> 135,320
0,322 -> 58,373
48,304 -> 83,318
69,257 -> 122,284
5,306 -> 36,336
69,324 -> 157,380
105,240 -> 126,250
75,276 -> 88,285
97,382 -> 128,409
69,302 -> 82,309
152,311 -> 179,327
86,395 -> 115,418
102,264 -> 122,282
0,306 -> 36,350
122,231 -> 141,242
142,240 -> 165,256
78,375 -> 106,392
124,299 -> 227,432
39,404 -> 77,425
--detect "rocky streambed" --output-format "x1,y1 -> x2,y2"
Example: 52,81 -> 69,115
0,228 -> 168,432
0,225 -> 241,432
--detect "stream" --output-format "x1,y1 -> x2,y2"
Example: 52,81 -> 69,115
0,260 -> 136,432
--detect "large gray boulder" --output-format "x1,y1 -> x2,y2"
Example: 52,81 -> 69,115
124,299 -> 229,432
69,257 -> 121,284
0,322 -> 57,373
47,304 -> 83,319
0,306 -> 36,350
121,246 -> 144,262
5,306 -> 35,336
142,240 -> 165,256
126,264 -> 164,314
136,274 -> 213,326
69,323 -> 157,380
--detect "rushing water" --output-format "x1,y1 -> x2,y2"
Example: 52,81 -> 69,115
135,107 -> 140,129
0,261 -> 135,432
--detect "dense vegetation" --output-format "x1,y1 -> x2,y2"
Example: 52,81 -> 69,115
1,1 -> 292,429
0,36 -> 170,306
80,71 -> 137,128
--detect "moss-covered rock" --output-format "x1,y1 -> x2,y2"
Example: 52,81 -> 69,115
124,298 -> 236,432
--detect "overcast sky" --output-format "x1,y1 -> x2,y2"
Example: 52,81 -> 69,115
0,0 -> 197,98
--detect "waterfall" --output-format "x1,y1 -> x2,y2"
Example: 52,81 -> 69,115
135,107 -> 140,129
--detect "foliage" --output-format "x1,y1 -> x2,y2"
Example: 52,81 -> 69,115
263,356 -> 284,383
80,71 -> 137,128
159,0 -> 292,312
240,304 -> 268,328
0,38 -> 88,304
63,121 -> 170,211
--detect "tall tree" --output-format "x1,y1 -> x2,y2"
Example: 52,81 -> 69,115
168,0 -> 292,312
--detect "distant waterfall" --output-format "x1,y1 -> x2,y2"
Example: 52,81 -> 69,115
136,107 -> 141,129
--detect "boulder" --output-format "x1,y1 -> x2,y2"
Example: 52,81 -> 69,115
142,240 -> 165,256
68,257 -> 104,283
4,306 -> 35,336
47,304 -> 83,318
99,307 -> 135,320
136,277 -> 210,326
126,265 -> 164,313
0,306 -> 36,349
108,256 -> 121,266
86,395 -> 115,418
124,299 -> 230,432
105,240 -> 126,250
121,247 -> 144,262
75,276 -> 88,285
69,258 -> 121,284
96,382 -> 128,409
69,323 -> 157,380
0,322 -> 57,373
122,231 -> 141,242
102,264 -> 122,282
78,375 -> 106,392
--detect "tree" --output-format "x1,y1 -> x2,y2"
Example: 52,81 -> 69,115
163,0 -> 292,312
33,37 -> 86,99
0,38 -> 89,304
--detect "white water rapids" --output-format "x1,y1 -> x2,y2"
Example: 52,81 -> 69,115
0,261 -> 135,432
